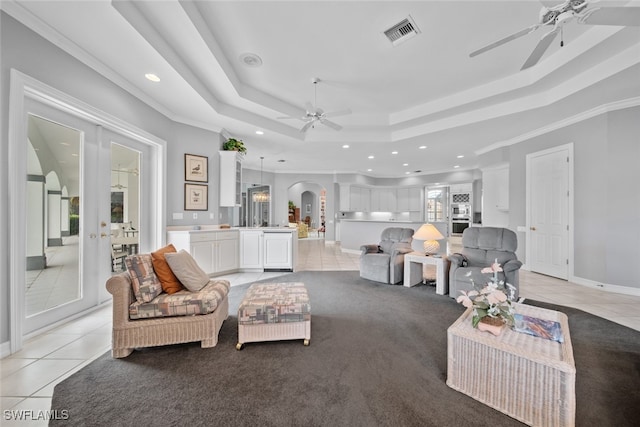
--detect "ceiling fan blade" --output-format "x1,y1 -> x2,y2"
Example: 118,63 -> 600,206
323,108 -> 352,118
521,26 -> 561,70
300,120 -> 315,133
320,118 -> 342,131
470,24 -> 541,57
578,7 -> 640,26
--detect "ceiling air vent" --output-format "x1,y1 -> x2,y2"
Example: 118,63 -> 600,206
384,15 -> 420,46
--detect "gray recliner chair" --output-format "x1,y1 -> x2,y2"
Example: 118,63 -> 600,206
448,227 -> 523,299
360,227 -> 414,284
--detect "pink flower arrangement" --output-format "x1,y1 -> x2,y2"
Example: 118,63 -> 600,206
456,259 -> 515,328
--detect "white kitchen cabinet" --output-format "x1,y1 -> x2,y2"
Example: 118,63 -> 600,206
396,187 -> 422,212
166,229 -> 239,275
349,186 -> 370,212
240,230 -> 263,270
263,232 -> 293,269
219,151 -> 242,207
240,229 -> 295,271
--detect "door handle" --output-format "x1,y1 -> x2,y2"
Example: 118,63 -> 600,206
100,221 -> 107,228
101,232 -> 108,238
530,227 -> 536,231
89,233 -> 97,239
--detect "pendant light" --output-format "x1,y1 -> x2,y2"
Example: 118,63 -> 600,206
253,157 -> 270,202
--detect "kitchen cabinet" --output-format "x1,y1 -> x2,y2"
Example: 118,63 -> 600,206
263,232 -> 293,269
240,230 -> 263,270
219,151 -> 242,207
349,186 -> 370,212
371,188 -> 396,212
167,229 -> 239,275
396,187 -> 421,211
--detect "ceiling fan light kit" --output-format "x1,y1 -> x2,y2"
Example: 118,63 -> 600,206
277,77 -> 351,133
470,0 -> 640,70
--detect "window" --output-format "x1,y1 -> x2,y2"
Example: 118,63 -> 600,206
426,188 -> 446,222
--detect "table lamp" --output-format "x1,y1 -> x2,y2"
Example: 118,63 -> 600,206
413,224 -> 444,255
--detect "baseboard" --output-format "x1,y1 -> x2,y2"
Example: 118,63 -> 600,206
341,248 -> 360,255
1,341 -> 11,358
570,275 -> 640,297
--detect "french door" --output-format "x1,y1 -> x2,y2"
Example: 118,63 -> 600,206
526,144 -> 573,279
21,99 -> 109,335
9,71 -> 164,352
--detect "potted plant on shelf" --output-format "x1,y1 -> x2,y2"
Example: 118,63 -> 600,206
223,138 -> 247,154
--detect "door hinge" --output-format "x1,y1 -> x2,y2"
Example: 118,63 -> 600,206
566,259 -> 569,265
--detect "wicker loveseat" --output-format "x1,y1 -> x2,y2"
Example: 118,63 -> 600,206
106,245 -> 230,358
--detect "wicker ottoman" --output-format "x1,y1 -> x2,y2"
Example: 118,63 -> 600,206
447,303 -> 576,427
236,282 -> 311,350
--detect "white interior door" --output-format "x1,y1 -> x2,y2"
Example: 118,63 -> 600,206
526,145 -> 572,279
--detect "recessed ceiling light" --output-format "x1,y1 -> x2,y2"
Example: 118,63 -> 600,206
145,73 -> 160,82
239,52 -> 263,67
405,171 -> 410,175
368,155 -> 374,159
403,163 -> 409,166
343,145 -> 349,148
367,168 -> 372,172
454,165 -> 460,168
391,151 -> 398,155
255,130 -> 264,135
457,155 -> 464,158
419,145 -> 427,149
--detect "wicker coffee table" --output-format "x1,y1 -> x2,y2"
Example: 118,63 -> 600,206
447,303 -> 576,427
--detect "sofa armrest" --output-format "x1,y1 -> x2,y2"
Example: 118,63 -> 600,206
503,259 -> 523,273
391,246 -> 414,256
448,253 -> 465,268
106,273 -> 135,328
360,244 -> 380,255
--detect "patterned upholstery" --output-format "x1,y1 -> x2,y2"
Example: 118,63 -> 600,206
129,279 -> 230,319
125,254 -> 163,303
238,282 -> 310,325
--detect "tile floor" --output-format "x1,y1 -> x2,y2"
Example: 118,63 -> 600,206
2,237 -> 639,426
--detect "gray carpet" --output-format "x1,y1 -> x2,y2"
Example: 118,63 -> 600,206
50,271 -> 640,426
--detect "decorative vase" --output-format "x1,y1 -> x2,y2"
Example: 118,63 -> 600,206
477,316 -> 505,336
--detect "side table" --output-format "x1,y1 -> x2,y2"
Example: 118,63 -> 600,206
403,252 -> 449,295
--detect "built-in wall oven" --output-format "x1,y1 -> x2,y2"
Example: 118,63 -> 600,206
451,217 -> 470,235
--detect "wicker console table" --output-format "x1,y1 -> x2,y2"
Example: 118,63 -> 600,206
447,303 -> 576,427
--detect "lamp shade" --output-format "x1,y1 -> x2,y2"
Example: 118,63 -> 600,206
413,224 -> 444,241
413,224 -> 444,255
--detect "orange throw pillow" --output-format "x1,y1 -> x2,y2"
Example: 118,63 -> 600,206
151,244 -> 184,294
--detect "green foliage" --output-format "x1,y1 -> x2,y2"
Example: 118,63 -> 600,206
223,138 -> 247,153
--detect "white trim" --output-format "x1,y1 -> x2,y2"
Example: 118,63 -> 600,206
569,275 -> 640,297
8,69 -> 166,355
477,97 -> 640,155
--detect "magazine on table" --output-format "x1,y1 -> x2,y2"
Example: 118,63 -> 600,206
512,313 -> 564,343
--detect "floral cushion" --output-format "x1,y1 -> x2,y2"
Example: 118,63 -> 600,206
125,254 -> 163,303
238,282 -> 310,325
129,279 -> 230,319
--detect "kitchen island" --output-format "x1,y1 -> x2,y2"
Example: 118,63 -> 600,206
339,220 -> 445,253
166,226 -> 297,275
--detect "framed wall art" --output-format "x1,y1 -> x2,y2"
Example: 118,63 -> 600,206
184,183 -> 208,211
184,153 -> 208,182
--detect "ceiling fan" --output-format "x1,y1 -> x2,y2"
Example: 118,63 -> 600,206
111,165 -> 137,189
278,78 -> 351,133
470,0 -> 640,70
